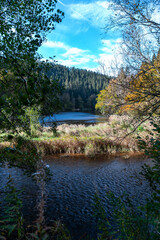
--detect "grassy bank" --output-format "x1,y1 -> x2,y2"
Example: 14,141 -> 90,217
31,115 -> 152,156
0,115 -> 153,157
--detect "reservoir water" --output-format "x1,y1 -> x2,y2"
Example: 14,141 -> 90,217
0,154 -> 152,239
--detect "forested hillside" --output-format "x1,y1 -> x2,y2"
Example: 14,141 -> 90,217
47,64 -> 110,111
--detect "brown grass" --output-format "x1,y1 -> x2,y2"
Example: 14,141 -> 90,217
32,135 -> 138,157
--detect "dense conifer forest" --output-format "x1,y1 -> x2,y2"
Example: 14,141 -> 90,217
47,64 -> 110,111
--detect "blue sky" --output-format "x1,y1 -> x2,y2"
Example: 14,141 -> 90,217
38,0 -> 160,75
38,0 -> 122,74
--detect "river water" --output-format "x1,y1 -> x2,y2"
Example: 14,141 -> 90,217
0,154 -> 152,240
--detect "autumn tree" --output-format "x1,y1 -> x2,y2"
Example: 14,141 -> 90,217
123,51 -> 160,116
97,0 -> 160,120
96,52 -> 160,118
0,0 -> 64,133
96,68 -> 130,115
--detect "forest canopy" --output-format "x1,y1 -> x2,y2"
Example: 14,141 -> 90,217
46,64 -> 110,112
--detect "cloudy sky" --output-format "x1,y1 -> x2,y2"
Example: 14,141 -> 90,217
38,0 -> 122,74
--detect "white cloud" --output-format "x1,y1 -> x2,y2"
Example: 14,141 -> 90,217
40,36 -> 123,73
71,10 -> 86,21
41,38 -> 123,73
100,38 -> 122,55
94,38 -> 123,76
97,1 -> 110,9
62,47 -> 87,57
101,47 -> 113,54
59,51 -> 96,67
67,1 -> 113,28
150,3 -> 160,24
58,57 -> 91,67
41,39 -> 97,68
102,38 -> 122,46
42,40 -> 68,49
94,53 -> 123,76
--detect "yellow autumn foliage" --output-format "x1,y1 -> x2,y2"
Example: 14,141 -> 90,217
96,70 -> 129,115
123,52 -> 160,114
96,51 -> 160,116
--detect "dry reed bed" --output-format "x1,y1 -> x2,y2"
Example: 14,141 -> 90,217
32,136 -> 138,156
0,136 -> 138,158
33,114 -> 148,156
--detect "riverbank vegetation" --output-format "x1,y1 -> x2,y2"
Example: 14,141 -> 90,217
0,114 -> 154,157
31,114 -> 153,156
